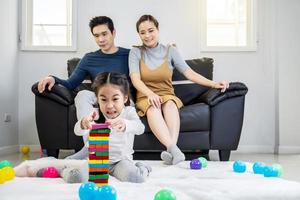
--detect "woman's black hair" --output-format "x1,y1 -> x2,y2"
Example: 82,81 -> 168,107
136,14 -> 159,33
92,72 -> 131,106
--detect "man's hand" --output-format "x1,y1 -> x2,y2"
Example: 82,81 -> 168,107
81,111 -> 97,130
37,76 -> 55,93
106,118 -> 126,133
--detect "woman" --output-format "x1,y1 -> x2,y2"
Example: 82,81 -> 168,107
129,15 -> 229,165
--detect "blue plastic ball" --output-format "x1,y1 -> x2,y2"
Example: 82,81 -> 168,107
78,182 -> 98,200
233,160 -> 246,173
252,162 -> 266,174
263,166 -> 278,177
190,159 -> 202,170
95,185 -> 117,200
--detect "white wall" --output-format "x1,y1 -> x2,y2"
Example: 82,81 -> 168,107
0,0 -> 19,151
16,0 -> 300,153
277,0 -> 300,153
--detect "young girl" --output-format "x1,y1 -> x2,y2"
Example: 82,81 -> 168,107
74,71 -> 151,183
129,15 -> 229,165
15,72 -> 151,183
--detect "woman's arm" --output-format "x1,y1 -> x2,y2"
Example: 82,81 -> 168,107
170,46 -> 229,92
130,73 -> 162,108
183,68 -> 216,88
183,68 -> 229,92
130,73 -> 155,97
128,48 -> 155,97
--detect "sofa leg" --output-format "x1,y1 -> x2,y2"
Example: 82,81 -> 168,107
219,150 -> 231,161
46,149 -> 59,158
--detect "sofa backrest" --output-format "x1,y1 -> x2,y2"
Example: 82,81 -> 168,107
67,57 -> 214,105
67,58 -> 93,92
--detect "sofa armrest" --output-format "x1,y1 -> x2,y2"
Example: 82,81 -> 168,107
197,82 -> 248,106
31,82 -> 76,106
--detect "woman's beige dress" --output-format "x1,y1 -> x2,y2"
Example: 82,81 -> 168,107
135,46 -> 183,117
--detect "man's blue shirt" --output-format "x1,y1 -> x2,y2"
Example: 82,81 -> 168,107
54,47 -> 130,90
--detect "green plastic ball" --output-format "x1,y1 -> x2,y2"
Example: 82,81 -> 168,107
154,189 -> 176,200
198,157 -> 208,168
272,164 -> 283,177
0,160 -> 12,169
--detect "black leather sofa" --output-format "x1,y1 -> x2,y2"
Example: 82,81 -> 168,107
31,57 -> 248,161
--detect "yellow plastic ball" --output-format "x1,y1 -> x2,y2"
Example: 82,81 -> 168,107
0,170 -> 6,184
22,154 -> 30,160
21,145 -> 30,155
1,167 -> 15,181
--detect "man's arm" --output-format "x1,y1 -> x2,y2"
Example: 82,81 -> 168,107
37,56 -> 88,92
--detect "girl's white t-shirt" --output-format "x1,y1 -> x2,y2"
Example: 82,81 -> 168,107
74,106 -> 145,163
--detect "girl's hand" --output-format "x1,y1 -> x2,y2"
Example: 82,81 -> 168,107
147,93 -> 162,109
106,118 -> 126,133
212,81 -> 229,92
80,111 -> 97,130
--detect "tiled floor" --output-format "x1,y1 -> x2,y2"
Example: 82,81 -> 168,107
1,151 -> 300,182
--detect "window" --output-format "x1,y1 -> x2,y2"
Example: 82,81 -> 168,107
21,0 -> 77,51
200,0 -> 257,51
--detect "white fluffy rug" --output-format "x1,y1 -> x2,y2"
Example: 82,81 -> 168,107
1,160 -> 300,200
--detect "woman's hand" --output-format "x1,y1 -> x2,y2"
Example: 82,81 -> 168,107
212,81 -> 229,92
80,111 -> 97,130
106,118 -> 126,133
147,93 -> 162,109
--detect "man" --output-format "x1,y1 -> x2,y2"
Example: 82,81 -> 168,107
38,16 -> 130,159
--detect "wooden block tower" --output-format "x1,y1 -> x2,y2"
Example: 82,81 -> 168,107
88,123 -> 111,186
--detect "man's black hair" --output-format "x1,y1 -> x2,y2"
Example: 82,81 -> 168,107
89,16 -> 114,34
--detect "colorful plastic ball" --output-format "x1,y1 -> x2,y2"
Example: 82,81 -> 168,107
263,166 -> 278,177
78,182 -> 98,200
21,145 -> 30,155
272,164 -> 283,177
42,166 -> 59,178
198,157 -> 208,168
154,189 -> 176,200
233,160 -> 246,173
0,160 -> 13,169
252,162 -> 266,174
0,173 -> 5,184
190,159 -> 202,170
95,185 -> 117,200
0,167 -> 15,181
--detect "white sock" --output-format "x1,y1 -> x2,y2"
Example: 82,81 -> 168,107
160,151 -> 173,165
65,147 -> 88,160
135,162 -> 152,177
168,145 -> 185,165
14,162 -> 30,177
60,167 -> 83,183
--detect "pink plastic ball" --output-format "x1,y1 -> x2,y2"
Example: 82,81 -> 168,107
42,167 -> 59,178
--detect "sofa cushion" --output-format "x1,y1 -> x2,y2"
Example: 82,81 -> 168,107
141,102 -> 210,133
